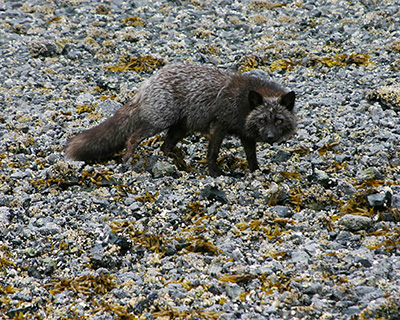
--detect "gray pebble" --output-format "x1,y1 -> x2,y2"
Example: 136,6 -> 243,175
0,207 -> 9,224
338,214 -> 373,231
391,194 -> 400,209
28,40 -> 60,57
38,222 -> 61,235
367,192 -> 391,209
97,99 -> 122,116
200,184 -> 227,204
269,205 -> 292,218
290,250 -> 311,264
151,161 -> 179,178
225,283 -> 243,300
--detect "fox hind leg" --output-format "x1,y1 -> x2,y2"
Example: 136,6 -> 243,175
123,125 -> 158,162
207,123 -> 226,176
161,125 -> 187,155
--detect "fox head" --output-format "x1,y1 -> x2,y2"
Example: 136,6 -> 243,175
245,90 -> 297,144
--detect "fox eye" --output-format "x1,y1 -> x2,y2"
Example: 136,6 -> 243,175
259,118 -> 266,124
276,119 -> 284,125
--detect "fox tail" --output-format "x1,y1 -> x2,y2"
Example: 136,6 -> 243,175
65,97 -> 140,161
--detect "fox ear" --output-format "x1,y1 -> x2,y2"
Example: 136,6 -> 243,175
249,90 -> 263,107
280,91 -> 295,111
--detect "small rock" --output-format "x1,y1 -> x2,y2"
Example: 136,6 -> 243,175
270,205 -> 292,218
90,243 -> 104,262
28,40 -> 60,57
151,161 -> 179,178
93,198 -> 110,206
359,167 -> 384,180
76,93 -> 95,105
0,207 -> 9,224
7,305 -> 35,319
337,180 -> 357,198
167,284 -> 187,299
200,184 -> 227,204
97,99 -> 122,116
391,194 -> 400,209
231,248 -> 244,261
10,170 -> 32,179
27,265 -> 42,279
290,250 -> 311,264
225,283 -> 243,300
302,282 -> 323,295
354,256 -> 372,268
218,312 -> 236,320
270,149 -> 291,163
112,288 -> 130,299
66,49 -> 83,60
311,295 -> 329,310
335,153 -> 351,162
54,290 -> 74,305
208,283 -> 223,295
313,168 -> 336,188
243,69 -> 270,81
133,291 -> 158,315
367,86 -> 400,111
343,306 -> 361,315
338,214 -> 373,231
0,196 -> 11,207
38,222 -> 61,235
355,285 -> 378,297
367,192 -> 391,209
310,9 -> 322,17
164,244 -> 177,256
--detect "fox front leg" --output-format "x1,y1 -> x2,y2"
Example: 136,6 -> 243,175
240,136 -> 259,172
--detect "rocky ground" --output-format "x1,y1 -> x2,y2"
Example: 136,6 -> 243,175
1,0 -> 400,319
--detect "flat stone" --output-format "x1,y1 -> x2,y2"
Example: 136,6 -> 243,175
200,184 -> 227,204
38,222 -> 61,235
338,214 -> 373,231
367,192 -> 391,209
270,205 -> 293,218
152,161 -> 179,178
225,283 -> 243,300
97,99 -> 122,116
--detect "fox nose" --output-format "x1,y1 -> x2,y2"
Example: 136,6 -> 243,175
267,132 -> 274,140
265,132 -> 275,144
267,131 -> 275,141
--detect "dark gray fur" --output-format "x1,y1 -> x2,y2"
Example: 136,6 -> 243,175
65,63 -> 297,176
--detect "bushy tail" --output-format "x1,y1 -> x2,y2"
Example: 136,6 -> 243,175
65,98 -> 140,161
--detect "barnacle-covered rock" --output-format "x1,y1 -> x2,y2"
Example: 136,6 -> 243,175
367,86 -> 400,111
28,40 -> 61,57
338,214 -> 373,231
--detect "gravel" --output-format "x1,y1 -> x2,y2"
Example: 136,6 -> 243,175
1,0 -> 400,319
